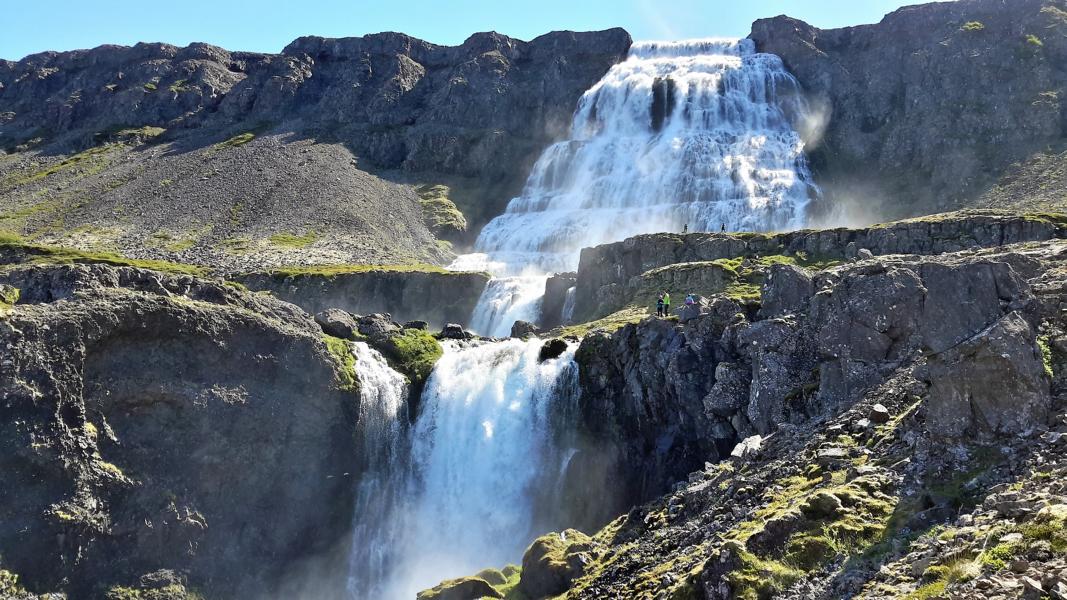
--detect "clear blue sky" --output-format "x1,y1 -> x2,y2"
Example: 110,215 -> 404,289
2,0 -> 948,61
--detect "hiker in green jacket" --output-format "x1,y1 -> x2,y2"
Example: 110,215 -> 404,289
662,291 -> 671,316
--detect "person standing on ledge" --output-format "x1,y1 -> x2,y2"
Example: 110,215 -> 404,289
656,293 -> 665,317
662,291 -> 671,316
720,223 -> 726,233
682,223 -> 688,234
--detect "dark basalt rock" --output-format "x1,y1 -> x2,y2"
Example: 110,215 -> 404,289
749,0 -> 1067,219
538,338 -> 569,362
0,263 -> 361,598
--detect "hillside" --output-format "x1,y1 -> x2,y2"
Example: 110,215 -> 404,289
0,30 -> 631,269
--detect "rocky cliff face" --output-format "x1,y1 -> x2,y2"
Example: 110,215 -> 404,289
0,263 -> 363,598
237,267 -> 491,331
432,213 -> 1067,600
573,210 -> 1067,322
751,0 -> 1067,221
0,29 -> 630,267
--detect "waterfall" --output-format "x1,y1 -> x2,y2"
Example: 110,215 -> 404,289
455,38 -> 816,333
467,276 -> 547,338
345,342 -> 411,599
561,286 -> 577,325
347,339 -> 579,599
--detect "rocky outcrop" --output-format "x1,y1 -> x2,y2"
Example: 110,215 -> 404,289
0,263 -> 361,598
573,210 -> 1067,321
0,30 -> 632,258
237,268 -> 490,330
570,245 -> 1054,518
750,0 -> 1067,220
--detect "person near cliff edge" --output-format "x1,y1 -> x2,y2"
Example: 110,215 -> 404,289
656,293 -> 665,317
662,291 -> 671,316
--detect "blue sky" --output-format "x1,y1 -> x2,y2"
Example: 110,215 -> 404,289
2,0 -> 946,61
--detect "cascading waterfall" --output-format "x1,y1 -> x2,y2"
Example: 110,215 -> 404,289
347,339 -> 579,600
345,342 -> 411,599
347,38 -> 818,598
455,38 -> 817,335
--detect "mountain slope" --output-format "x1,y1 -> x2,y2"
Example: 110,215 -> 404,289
0,30 -> 631,268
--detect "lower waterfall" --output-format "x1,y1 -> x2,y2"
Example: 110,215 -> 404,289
346,338 -> 579,599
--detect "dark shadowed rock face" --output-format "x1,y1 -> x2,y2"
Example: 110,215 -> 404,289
0,264 -> 361,599
750,0 -> 1067,220
238,268 -> 490,330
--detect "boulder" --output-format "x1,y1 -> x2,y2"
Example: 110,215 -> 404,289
440,323 -> 471,340
760,263 -> 814,318
417,576 -> 502,600
520,530 -> 596,599
314,308 -> 359,340
677,295 -> 711,323
356,313 -> 401,340
511,320 -> 540,338
869,403 -> 891,424
538,338 -> 569,362
404,320 -> 429,330
924,311 -> 1051,437
730,435 -> 763,461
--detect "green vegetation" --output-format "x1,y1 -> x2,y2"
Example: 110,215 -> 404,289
0,231 -> 207,276
323,335 -> 358,393
723,541 -> 805,600
259,262 -> 456,278
105,584 -> 203,600
383,329 -> 443,385
143,82 -> 157,92
416,184 -> 468,237
0,144 -> 118,187
213,132 -> 256,150
555,306 -> 650,338
169,79 -> 191,93
268,231 -> 319,248
219,237 -> 253,255
0,569 -> 26,597
148,231 -> 197,252
961,21 -> 985,32
1025,34 -> 1044,47
98,460 -> 125,478
1039,334 -> 1055,378
0,285 -> 18,317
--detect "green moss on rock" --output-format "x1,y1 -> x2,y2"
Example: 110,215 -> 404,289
323,335 -> 358,393
382,328 -> 443,385
0,231 -> 207,276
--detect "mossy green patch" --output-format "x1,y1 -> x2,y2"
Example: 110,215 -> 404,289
258,263 -> 457,278
142,82 -> 158,92
961,21 -> 985,32
0,144 -> 119,187
213,132 -> 255,150
0,231 -> 207,276
416,184 -> 468,237
323,335 -> 358,394
723,541 -> 805,600
268,231 -> 318,248
555,305 -> 650,338
383,329 -> 443,385
0,569 -> 25,597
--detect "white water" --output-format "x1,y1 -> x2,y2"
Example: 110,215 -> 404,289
347,339 -> 579,599
345,342 -> 411,599
455,38 -> 817,334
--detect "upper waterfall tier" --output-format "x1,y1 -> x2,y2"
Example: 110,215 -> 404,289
466,37 -> 818,275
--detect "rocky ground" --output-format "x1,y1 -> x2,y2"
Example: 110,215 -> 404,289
0,29 -> 630,265
423,218 -> 1067,600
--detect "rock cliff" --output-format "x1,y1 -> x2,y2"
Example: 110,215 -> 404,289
237,266 -> 490,330
0,29 -> 631,267
751,0 -> 1067,221
0,263 -> 363,598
